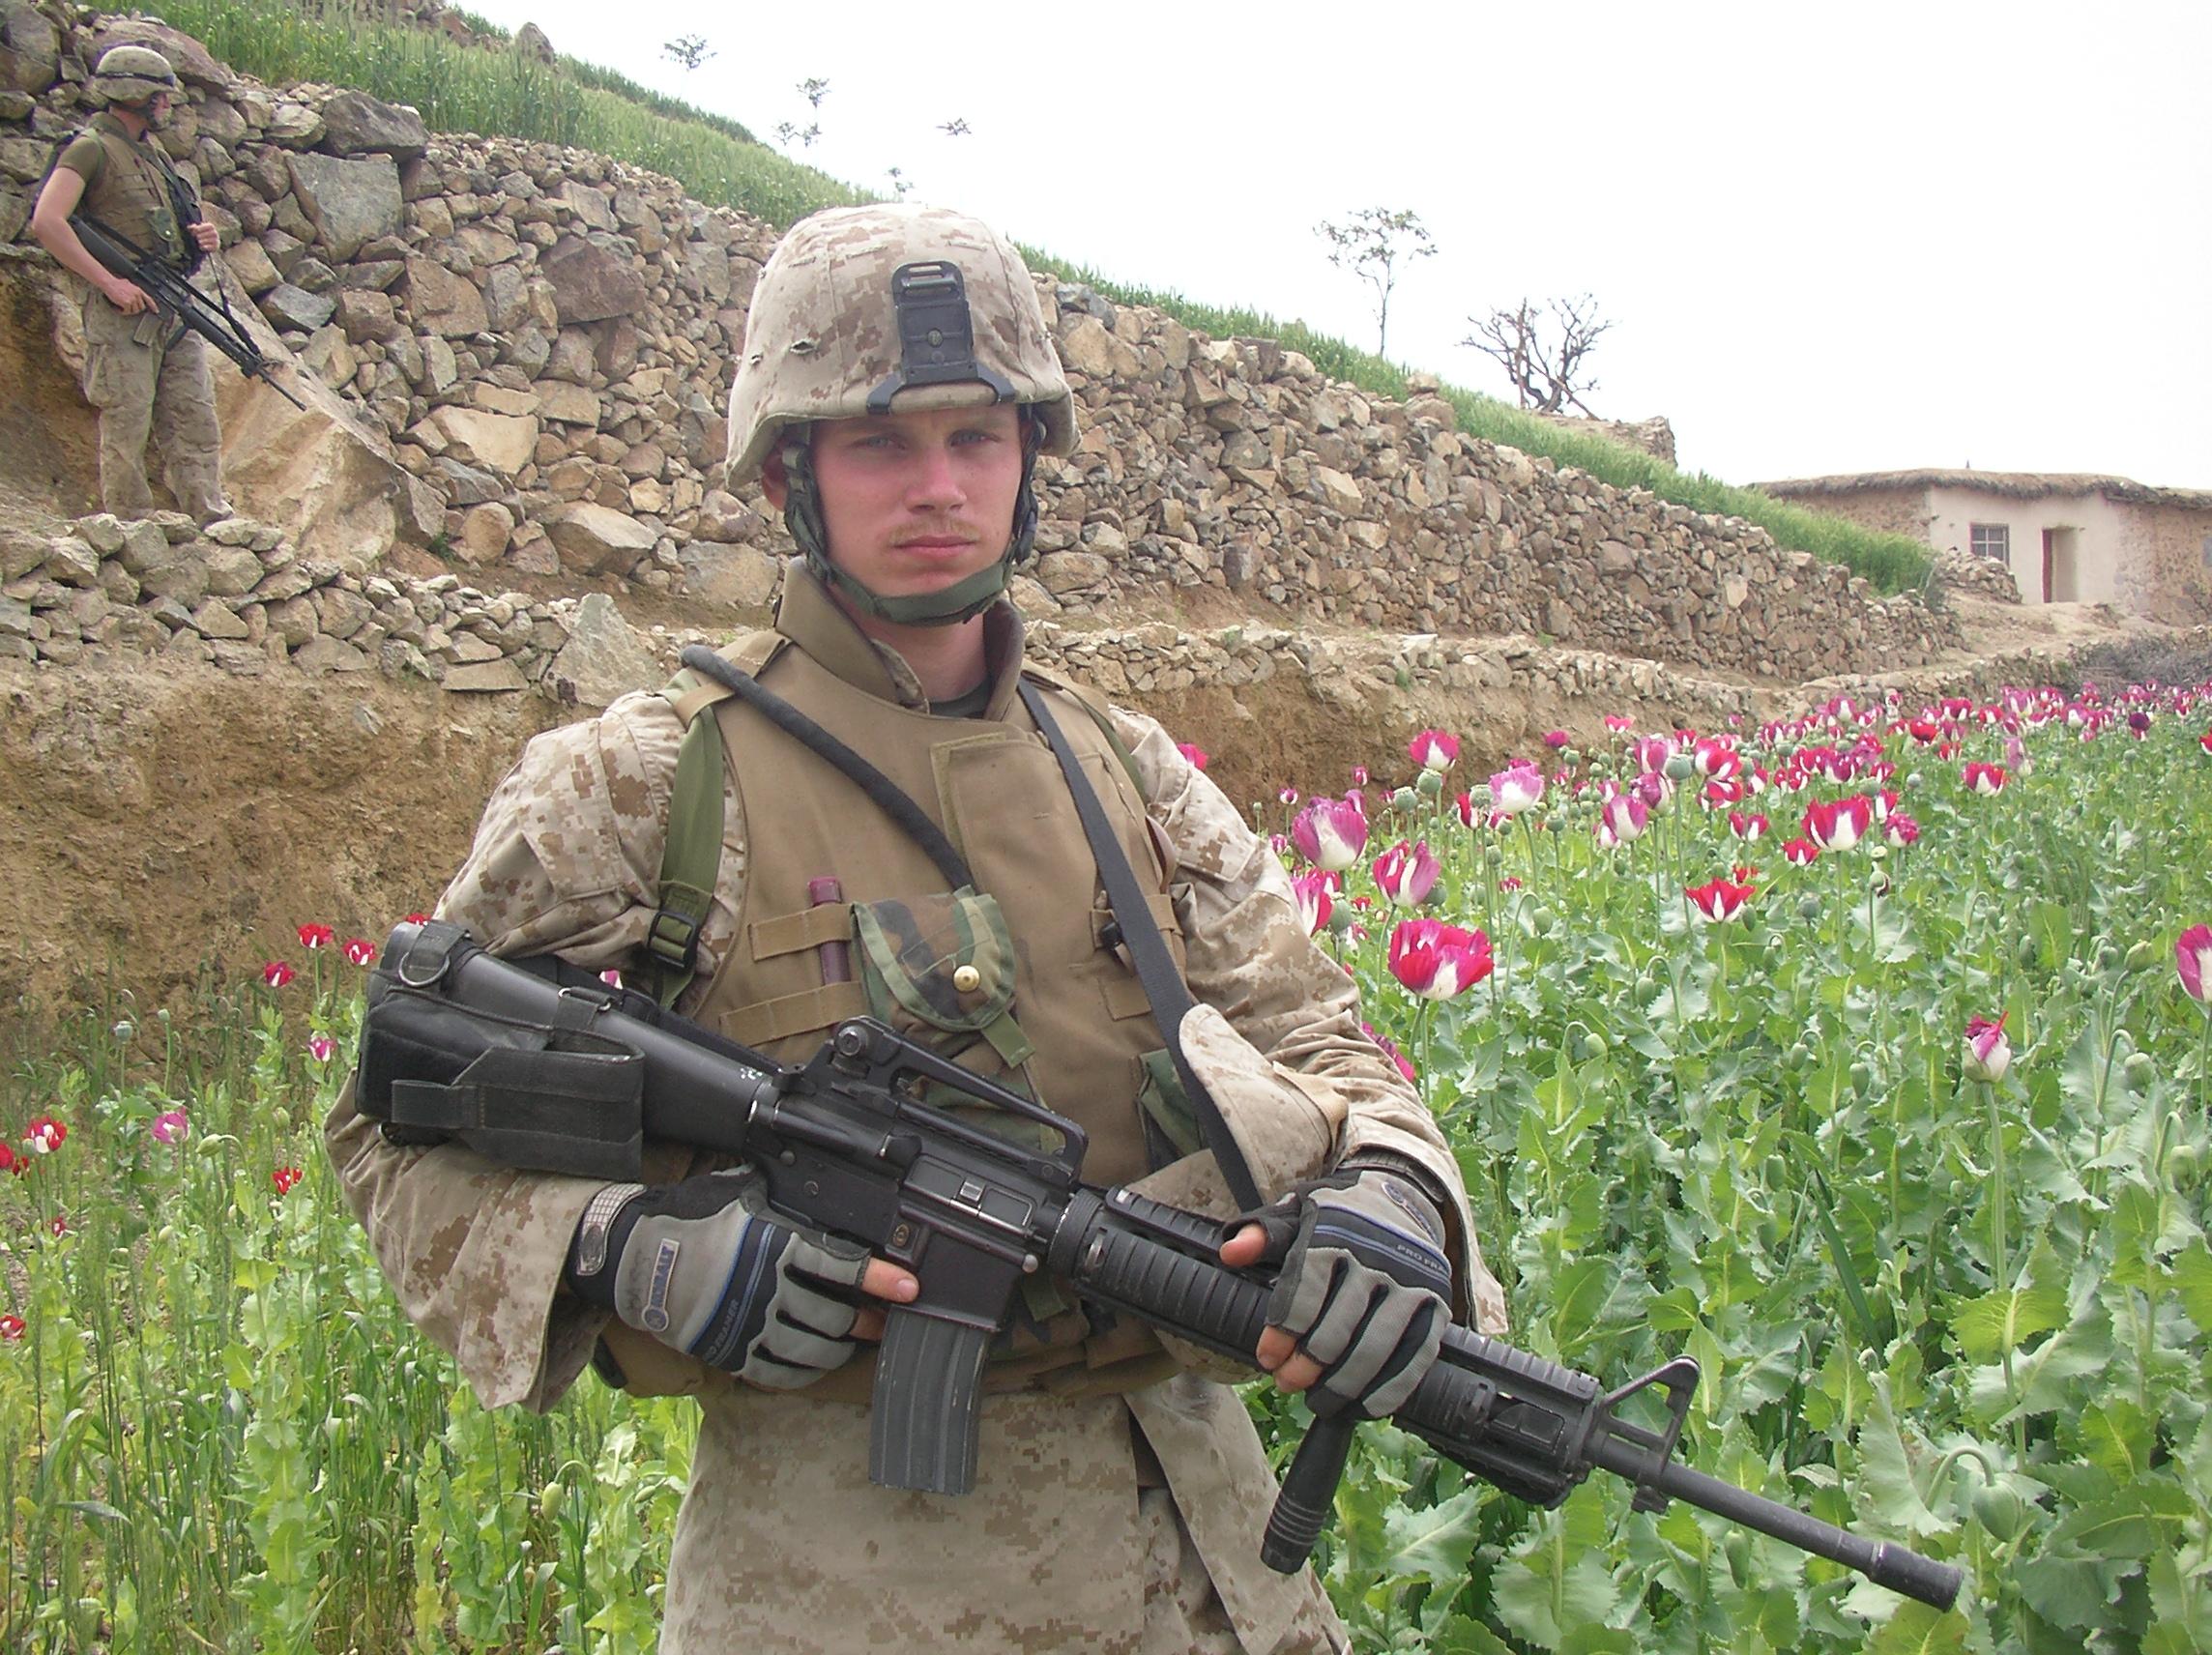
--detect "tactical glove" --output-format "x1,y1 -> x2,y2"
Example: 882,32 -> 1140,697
565,1168 -> 872,1390
1237,1166 -> 1452,1417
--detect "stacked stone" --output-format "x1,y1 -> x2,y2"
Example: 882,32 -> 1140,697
1932,547 -> 2023,604
0,1 -> 1960,685
0,511 -> 661,705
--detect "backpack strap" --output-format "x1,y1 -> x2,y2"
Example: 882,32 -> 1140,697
644,631 -> 784,1007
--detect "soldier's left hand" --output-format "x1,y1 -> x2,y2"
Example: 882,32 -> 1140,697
189,220 -> 219,253
1221,1168 -> 1452,1417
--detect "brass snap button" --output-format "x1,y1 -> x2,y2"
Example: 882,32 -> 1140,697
952,964 -> 982,993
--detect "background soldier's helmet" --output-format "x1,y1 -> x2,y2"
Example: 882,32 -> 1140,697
91,44 -> 180,106
724,204 -> 1076,488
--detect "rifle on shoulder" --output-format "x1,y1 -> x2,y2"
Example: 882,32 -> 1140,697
68,212 -> 309,411
353,918 -> 1965,1611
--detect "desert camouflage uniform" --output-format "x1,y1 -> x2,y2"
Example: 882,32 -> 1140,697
49,112 -> 224,521
328,566 -> 1504,1654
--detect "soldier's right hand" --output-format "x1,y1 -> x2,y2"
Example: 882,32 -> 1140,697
104,277 -> 155,315
565,1168 -> 918,1390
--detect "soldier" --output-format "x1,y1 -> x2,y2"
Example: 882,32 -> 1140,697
29,44 -> 230,524
328,204 -> 1506,1654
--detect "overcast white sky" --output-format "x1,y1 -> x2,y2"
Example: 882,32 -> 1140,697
465,0 -> 2211,490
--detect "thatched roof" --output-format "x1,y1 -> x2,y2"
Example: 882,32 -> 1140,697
1756,468 -> 2212,511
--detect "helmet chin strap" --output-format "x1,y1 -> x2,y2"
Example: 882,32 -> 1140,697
778,412 -> 1045,628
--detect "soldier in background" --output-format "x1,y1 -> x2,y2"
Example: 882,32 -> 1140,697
329,204 -> 1504,1653
29,44 -> 231,524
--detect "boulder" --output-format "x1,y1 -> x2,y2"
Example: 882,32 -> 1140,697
223,238 -> 282,296
546,503 -> 655,576
431,456 -> 502,505
545,592 -> 657,708
405,255 -> 488,337
88,19 -> 232,92
316,90 -> 429,161
535,382 -> 599,426
258,283 -> 337,334
0,0 -> 61,95
428,407 -> 539,476
541,234 -> 647,324
455,501 -> 513,564
285,152 -> 403,262
513,21 -> 555,63
560,181 -> 616,233
681,542 -> 781,610
444,658 -> 528,692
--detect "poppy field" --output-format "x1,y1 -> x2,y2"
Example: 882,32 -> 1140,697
3,674 -> 2210,1653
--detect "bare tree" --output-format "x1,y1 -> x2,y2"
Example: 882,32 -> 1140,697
799,76 -> 830,110
661,34 -> 713,73
939,118 -> 972,137
886,166 -> 915,200
1460,295 -> 1613,415
1315,208 -> 1436,359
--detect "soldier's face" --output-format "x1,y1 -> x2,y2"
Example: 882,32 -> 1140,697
791,403 -> 1024,603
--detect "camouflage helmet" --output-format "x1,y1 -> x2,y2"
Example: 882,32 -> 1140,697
725,203 -> 1076,487
91,44 -> 179,106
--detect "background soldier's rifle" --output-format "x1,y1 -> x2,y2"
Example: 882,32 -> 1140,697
68,212 -> 308,410
355,919 -> 1965,1612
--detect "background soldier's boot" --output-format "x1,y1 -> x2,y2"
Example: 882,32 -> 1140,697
154,334 -> 229,524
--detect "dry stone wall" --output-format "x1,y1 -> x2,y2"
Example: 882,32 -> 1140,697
1,2 -> 1958,686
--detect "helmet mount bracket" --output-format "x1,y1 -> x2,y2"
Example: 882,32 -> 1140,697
865,261 -> 1016,416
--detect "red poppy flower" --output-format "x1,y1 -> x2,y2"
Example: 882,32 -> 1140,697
297,923 -> 335,950
272,1167 -> 304,1196
262,961 -> 296,989
0,1314 -> 24,1341
342,938 -> 378,967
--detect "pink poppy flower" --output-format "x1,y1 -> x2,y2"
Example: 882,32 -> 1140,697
1373,841 -> 1441,908
1729,811 -> 1769,842
152,1109 -> 189,1146
1964,1013 -> 2012,1084
1603,714 -> 1634,732
1885,812 -> 1921,847
1292,798 -> 1368,872
1177,742 -> 1209,771
1278,786 -> 1299,807
2178,924 -> 2212,1005
1801,796 -> 1874,852
24,1117 -> 66,1155
1782,836 -> 1821,866
1488,761 -> 1545,817
1387,919 -> 1494,1000
1596,792 -> 1649,848
307,1034 -> 335,1063
1964,763 -> 2008,796
1409,730 -> 1461,771
1290,870 -> 1335,936
1693,737 -> 1741,782
1685,876 -> 1755,923
1543,729 -> 1571,750
1498,875 -> 1524,892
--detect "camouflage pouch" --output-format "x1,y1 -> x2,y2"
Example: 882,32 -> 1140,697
852,886 -> 1033,1067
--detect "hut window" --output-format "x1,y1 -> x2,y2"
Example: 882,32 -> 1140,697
1970,523 -> 2010,562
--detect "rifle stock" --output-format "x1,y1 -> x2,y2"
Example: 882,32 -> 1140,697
356,920 -> 1964,1611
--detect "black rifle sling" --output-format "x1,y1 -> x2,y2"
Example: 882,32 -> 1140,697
1018,681 -> 1265,1212
676,644 -> 973,890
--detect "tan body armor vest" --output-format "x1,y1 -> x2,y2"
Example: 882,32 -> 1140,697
599,607 -> 1204,1402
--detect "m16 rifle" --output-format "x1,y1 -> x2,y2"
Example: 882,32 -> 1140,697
69,212 -> 308,411
354,918 -> 1965,1611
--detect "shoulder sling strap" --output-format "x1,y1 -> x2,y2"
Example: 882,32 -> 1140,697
1017,680 -> 1264,1211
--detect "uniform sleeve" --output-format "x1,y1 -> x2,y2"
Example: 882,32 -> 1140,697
324,690 -> 749,1409
52,133 -> 104,186
1113,707 -> 1507,1333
